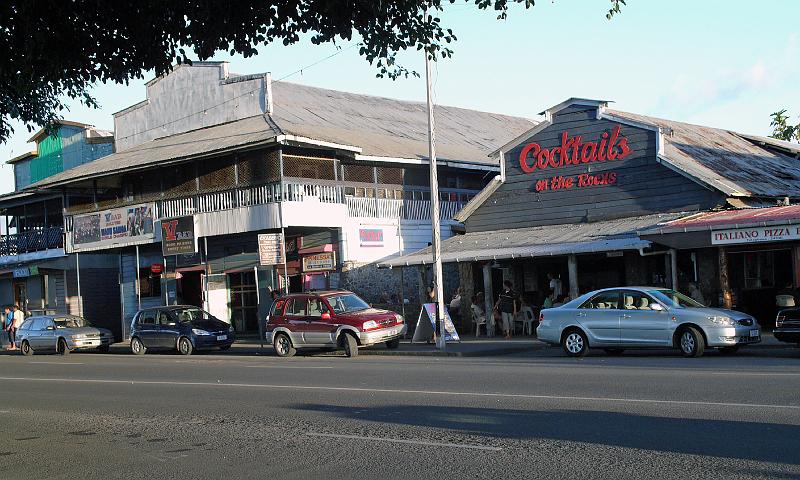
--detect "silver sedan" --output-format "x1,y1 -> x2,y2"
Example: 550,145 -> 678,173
536,287 -> 761,357
16,315 -> 114,355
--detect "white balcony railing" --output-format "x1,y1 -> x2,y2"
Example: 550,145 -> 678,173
346,197 -> 465,221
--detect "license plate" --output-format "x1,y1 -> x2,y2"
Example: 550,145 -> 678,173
216,335 -> 227,341
749,329 -> 759,337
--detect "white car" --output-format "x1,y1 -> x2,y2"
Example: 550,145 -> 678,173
537,287 -> 761,357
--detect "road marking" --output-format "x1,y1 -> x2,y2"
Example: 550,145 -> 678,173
1,376 -> 799,410
306,432 -> 502,451
30,362 -> 84,365
243,365 -> 333,369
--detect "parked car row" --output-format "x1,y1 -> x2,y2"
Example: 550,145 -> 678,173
14,287 -> 800,358
14,290 -> 406,358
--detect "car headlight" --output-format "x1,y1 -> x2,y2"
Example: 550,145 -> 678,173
395,314 -> 404,324
707,316 -> 734,326
776,315 -> 785,328
362,320 -> 379,330
192,328 -> 211,336
70,334 -> 86,340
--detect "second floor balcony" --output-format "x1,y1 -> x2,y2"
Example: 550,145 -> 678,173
0,226 -> 64,257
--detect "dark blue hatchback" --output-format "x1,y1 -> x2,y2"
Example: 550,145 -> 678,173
130,306 -> 235,356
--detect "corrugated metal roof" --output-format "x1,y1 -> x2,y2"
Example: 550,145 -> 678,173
640,205 -> 800,234
270,82 -> 537,165
379,213 -> 686,267
28,115 -> 280,189
606,109 -> 800,198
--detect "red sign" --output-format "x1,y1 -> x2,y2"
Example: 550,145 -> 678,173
519,125 -> 632,173
535,172 -> 618,192
150,263 -> 164,274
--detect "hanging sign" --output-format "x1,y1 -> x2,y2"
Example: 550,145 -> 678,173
712,224 -> 800,245
411,303 -> 460,344
161,216 -> 196,256
150,263 -> 164,274
302,252 -> 336,272
258,233 -> 284,266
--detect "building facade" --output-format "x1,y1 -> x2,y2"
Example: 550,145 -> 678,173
384,98 -> 800,331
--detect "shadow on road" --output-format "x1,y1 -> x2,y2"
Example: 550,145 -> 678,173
295,403 -> 800,465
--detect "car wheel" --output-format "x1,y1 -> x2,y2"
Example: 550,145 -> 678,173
20,340 -> 33,356
679,327 -> 705,357
97,345 -> 110,353
130,337 -> 146,356
603,348 -> 624,356
385,338 -> 400,350
57,338 -> 70,356
273,333 -> 296,358
177,337 -> 193,356
341,333 -> 358,358
719,346 -> 739,355
562,329 -> 588,357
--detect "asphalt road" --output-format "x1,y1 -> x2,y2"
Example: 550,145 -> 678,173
1,347 -> 800,480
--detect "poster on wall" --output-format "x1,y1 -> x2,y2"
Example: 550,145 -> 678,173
258,233 -> 284,266
71,204 -> 154,251
302,252 -> 336,272
359,228 -> 384,248
161,216 -> 196,256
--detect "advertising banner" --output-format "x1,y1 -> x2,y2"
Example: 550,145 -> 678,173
359,228 -> 384,248
258,233 -> 284,266
411,303 -> 460,343
161,216 -> 196,256
302,252 -> 336,272
71,204 -> 154,251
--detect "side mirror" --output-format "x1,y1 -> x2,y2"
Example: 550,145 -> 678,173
321,312 -> 331,320
651,303 -> 665,312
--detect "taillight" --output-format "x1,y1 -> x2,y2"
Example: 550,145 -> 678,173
776,315 -> 785,328
539,313 -> 544,323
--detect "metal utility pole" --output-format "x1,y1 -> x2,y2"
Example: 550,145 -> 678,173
423,15 -> 446,351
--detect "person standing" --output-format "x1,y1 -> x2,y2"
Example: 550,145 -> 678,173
449,287 -> 461,326
495,281 -> 519,340
547,273 -> 563,299
5,305 -> 16,350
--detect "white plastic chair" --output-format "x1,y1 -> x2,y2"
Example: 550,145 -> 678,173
520,306 -> 535,335
471,304 -> 487,337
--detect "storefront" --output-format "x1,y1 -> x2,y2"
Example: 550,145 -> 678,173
381,98 -> 800,333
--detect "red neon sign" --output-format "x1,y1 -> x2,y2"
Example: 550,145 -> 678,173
519,125 -> 632,173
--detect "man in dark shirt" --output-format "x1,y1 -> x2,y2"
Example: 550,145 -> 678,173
496,281 -> 519,339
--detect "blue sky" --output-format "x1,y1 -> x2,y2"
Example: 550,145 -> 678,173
1,0 -> 798,193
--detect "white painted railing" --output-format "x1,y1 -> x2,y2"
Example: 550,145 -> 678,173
346,197 -> 465,220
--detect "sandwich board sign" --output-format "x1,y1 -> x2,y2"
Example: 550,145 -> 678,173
411,303 -> 460,343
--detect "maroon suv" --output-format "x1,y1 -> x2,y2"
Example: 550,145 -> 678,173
265,290 -> 407,357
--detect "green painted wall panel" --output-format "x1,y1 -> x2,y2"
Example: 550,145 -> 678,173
30,131 -> 63,183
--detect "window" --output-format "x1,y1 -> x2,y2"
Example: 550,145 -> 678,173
648,289 -> 704,308
580,291 -> 621,309
271,299 -> 286,316
621,291 -> 657,310
328,294 -> 370,314
286,298 -> 307,316
158,311 -> 177,326
138,268 -> 161,298
139,311 -> 156,325
307,298 -> 328,317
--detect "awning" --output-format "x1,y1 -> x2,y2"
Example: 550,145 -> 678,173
638,205 -> 800,235
379,212 -> 685,267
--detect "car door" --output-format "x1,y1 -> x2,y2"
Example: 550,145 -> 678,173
136,310 -> 159,348
156,311 -> 181,349
23,318 -> 42,349
283,297 -> 310,345
38,318 -> 58,351
576,290 -> 622,345
304,297 -> 337,345
619,290 -> 671,346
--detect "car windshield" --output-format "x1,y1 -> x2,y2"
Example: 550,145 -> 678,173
172,308 -> 216,323
327,294 -> 370,314
648,289 -> 705,308
53,316 -> 91,328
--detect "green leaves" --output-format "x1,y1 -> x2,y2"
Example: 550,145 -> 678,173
770,109 -> 800,143
0,0 -> 623,143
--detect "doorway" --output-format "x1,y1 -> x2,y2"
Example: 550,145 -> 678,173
13,282 -> 27,310
177,271 -> 203,308
229,271 -> 258,333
